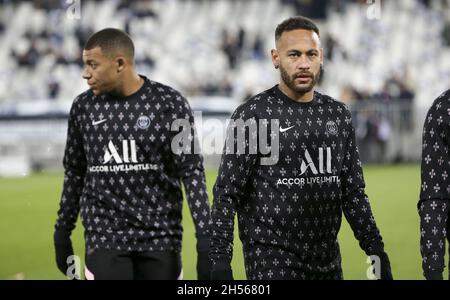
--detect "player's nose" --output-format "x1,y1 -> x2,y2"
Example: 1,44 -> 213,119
82,67 -> 91,80
297,54 -> 310,70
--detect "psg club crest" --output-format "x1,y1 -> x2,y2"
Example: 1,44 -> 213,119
136,115 -> 151,129
326,120 -> 338,135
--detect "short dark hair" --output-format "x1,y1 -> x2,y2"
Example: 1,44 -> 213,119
84,28 -> 134,60
275,16 -> 320,42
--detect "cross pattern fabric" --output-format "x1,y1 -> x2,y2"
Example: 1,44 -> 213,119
211,86 -> 385,279
419,89 -> 450,279
55,76 -> 210,252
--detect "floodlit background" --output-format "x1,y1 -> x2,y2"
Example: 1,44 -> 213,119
1,0 -> 450,279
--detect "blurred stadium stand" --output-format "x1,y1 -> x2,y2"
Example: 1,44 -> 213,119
1,0 -> 450,175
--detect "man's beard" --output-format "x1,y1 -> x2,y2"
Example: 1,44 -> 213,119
280,64 -> 322,94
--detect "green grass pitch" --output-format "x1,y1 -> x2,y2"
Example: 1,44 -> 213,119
0,164 -> 442,280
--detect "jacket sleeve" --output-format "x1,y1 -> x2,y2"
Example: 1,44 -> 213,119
418,93 -> 450,279
341,110 -> 385,255
55,98 -> 87,234
171,95 -> 211,245
209,104 -> 258,271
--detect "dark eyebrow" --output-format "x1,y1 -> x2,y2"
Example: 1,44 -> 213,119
287,49 -> 319,55
84,59 -> 97,65
307,49 -> 319,55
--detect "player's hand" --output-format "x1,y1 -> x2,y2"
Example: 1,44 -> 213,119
196,235 -> 211,280
53,230 -> 74,277
210,264 -> 233,280
371,251 -> 393,280
424,271 -> 443,280
197,251 -> 211,280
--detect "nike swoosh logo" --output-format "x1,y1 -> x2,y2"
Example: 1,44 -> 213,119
92,119 -> 107,126
280,125 -> 295,133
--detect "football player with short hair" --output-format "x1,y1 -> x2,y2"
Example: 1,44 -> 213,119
210,16 -> 393,280
54,28 -> 211,280
419,90 -> 450,280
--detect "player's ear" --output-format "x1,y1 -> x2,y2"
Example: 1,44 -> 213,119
320,48 -> 324,65
271,49 -> 280,69
116,57 -> 126,73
